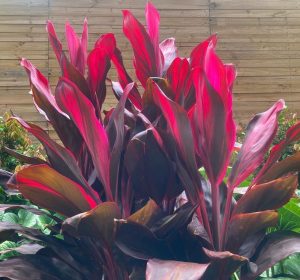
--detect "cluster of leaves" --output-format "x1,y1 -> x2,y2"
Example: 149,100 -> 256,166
1,3 -> 300,280
0,112 -> 44,172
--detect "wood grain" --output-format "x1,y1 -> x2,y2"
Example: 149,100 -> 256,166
0,0 -> 299,142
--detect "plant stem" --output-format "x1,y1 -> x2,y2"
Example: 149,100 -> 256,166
220,188 -> 234,250
232,272 -> 240,280
196,193 -> 213,245
212,182 -> 220,250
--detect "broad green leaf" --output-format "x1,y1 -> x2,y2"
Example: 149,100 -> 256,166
18,209 -> 37,228
278,198 -> 300,232
280,253 -> 300,278
0,241 -> 19,260
2,213 -> 18,224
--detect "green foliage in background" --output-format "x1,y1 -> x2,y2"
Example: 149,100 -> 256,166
0,112 -> 44,172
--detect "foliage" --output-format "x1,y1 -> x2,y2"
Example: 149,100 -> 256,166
273,110 -> 299,160
259,253 -> 300,279
0,3 -> 300,280
0,112 -> 44,172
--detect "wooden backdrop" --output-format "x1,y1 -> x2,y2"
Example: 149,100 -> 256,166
0,0 -> 299,138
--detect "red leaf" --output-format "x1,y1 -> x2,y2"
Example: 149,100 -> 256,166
20,58 -> 83,155
190,34 -> 217,69
149,80 -> 212,235
166,58 -> 192,106
47,20 -> 92,104
145,2 -> 163,76
95,33 -> 142,109
12,116 -> 99,203
87,47 -> 111,112
123,9 -> 157,87
151,80 -> 197,173
228,100 -> 285,189
65,19 -> 88,75
55,78 -> 112,201
46,20 -> 64,66
20,59 -> 66,118
191,66 -> 235,187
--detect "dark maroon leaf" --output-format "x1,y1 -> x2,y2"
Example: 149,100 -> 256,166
0,243 -> 44,255
62,202 -> 121,245
0,255 -> 84,280
125,128 -> 178,204
202,248 -> 248,280
106,83 -> 134,200
150,202 -> 197,239
257,151 -> 300,183
128,199 -> 163,227
242,231 -> 300,280
226,211 -> 278,253
115,220 -> 170,260
146,249 -> 247,280
0,168 -> 12,188
3,146 -> 47,165
233,174 -> 297,214
20,58 -> 83,155
150,79 -> 200,201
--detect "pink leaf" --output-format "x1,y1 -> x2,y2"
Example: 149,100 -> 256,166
145,2 -> 163,76
20,59 -> 66,118
160,38 -> 178,74
65,19 -> 88,75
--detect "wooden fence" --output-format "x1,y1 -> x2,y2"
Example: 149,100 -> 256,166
0,0 -> 299,138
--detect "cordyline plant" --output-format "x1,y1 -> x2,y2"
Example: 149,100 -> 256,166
1,2 -> 300,280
